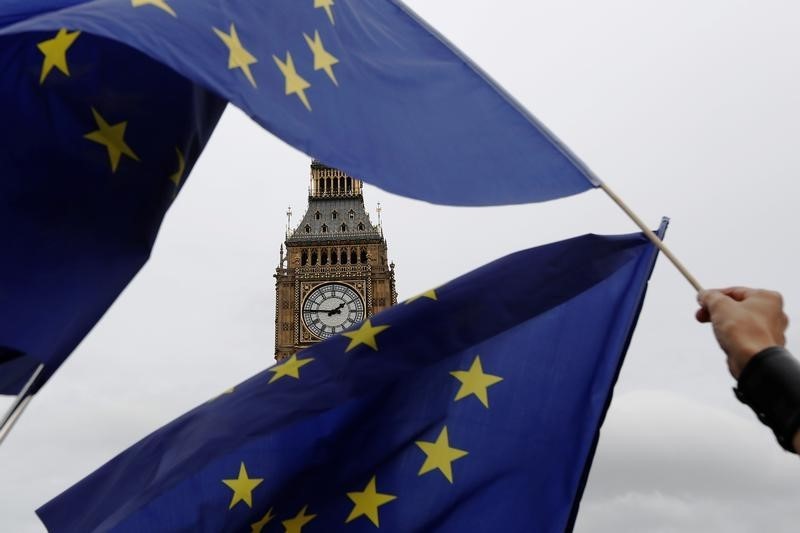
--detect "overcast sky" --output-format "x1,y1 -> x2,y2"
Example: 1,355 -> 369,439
2,1 -> 800,531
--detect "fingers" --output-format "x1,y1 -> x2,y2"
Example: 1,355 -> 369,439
695,307 -> 711,323
698,290 -> 734,315
718,287 -> 756,301
717,287 -> 784,308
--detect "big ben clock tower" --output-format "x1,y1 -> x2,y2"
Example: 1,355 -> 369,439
274,161 -> 397,360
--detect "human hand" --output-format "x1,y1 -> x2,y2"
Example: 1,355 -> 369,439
696,287 -> 789,379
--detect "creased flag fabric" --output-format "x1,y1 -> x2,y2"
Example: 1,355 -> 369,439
37,225 -> 666,533
1,0 -> 599,207
0,27 -> 226,394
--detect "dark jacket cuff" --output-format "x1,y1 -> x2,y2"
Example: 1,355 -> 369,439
734,346 -> 800,453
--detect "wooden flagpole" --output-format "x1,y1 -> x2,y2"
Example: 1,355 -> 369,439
598,181 -> 704,293
0,363 -> 44,446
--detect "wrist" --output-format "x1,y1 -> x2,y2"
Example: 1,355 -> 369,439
732,338 -> 782,377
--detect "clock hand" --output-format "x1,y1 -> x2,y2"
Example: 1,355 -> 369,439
327,302 -> 346,316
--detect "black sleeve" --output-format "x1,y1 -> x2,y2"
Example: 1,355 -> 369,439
734,346 -> 800,453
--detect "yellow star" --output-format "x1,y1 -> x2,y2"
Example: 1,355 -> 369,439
213,24 -> 258,88
450,355 -> 503,408
415,426 -> 468,483
37,28 -> 80,84
169,147 -> 185,187
346,476 -> 397,527
131,0 -> 176,17
273,52 -> 312,111
314,0 -> 335,25
406,289 -> 437,303
303,30 -> 339,86
222,462 -> 263,510
250,507 -> 275,533
83,108 -> 140,173
268,354 -> 315,384
342,320 -> 390,352
282,505 -> 316,533
209,386 -> 235,403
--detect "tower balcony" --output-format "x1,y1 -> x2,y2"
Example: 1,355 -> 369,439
309,160 -> 364,198
307,187 -> 362,199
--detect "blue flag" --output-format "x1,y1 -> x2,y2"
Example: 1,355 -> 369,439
2,0 -> 598,207
0,23 -> 226,394
0,0 -> 600,394
37,226 -> 665,533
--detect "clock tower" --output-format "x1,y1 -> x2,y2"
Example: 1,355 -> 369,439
274,161 -> 397,360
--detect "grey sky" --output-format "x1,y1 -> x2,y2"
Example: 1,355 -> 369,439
2,1 -> 800,531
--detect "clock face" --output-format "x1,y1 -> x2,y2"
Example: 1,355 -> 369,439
302,283 -> 365,339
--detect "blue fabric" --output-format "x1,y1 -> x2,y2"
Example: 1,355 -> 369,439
0,28 -> 226,394
37,228 -> 664,533
0,0 -> 599,394
1,0 -> 598,206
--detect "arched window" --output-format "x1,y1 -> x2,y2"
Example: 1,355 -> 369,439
314,211 -> 321,220
321,224 -> 328,233
332,250 -> 338,264
346,177 -> 352,192
350,249 -> 357,264
304,224 -> 311,233
360,249 -> 368,263
326,178 -> 332,192
340,223 -> 347,232
301,250 -> 308,266
311,250 -> 318,265
357,222 -> 365,231
332,211 -> 338,220
341,249 -> 348,264
321,250 -> 328,265
333,178 -> 339,194
348,209 -> 355,220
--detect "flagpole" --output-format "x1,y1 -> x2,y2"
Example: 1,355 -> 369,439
0,363 -> 44,446
598,181 -> 704,293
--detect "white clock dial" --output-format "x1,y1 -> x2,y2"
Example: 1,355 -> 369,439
302,283 -> 365,339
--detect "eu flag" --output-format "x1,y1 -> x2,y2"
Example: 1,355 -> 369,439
0,21 -> 226,394
1,0 -> 600,394
2,0 -> 598,207
37,226 -> 665,532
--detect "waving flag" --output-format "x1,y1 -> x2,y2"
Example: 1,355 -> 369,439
37,226 -> 665,532
0,25 -> 226,394
0,1 -> 600,392
2,0 -> 598,207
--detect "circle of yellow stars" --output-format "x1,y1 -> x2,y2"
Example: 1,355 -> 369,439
210,2 -> 341,111
36,18 -> 189,186
36,0 -> 345,183
222,283 -> 507,530
33,12 -> 504,529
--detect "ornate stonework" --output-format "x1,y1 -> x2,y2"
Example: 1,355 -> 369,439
274,161 -> 397,360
